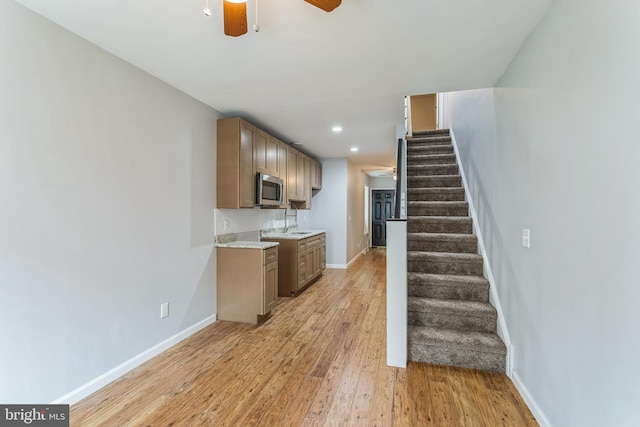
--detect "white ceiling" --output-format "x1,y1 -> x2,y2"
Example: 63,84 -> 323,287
13,0 -> 550,169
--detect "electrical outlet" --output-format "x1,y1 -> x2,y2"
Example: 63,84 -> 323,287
160,302 -> 169,319
223,219 -> 229,231
522,228 -> 531,248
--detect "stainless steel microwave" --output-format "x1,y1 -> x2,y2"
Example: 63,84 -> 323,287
256,173 -> 283,207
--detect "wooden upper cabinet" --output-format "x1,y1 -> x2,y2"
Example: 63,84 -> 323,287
267,136 -> 280,177
297,154 -> 306,203
304,156 -> 312,209
217,117 -> 256,209
287,147 -> 302,201
218,117 -> 320,209
311,160 -> 322,190
278,142 -> 288,208
255,130 -> 279,177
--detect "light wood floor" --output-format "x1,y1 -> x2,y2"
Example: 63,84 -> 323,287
71,249 -> 538,426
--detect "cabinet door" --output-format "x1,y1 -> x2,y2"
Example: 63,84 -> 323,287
304,157 -> 312,209
306,246 -> 315,281
296,154 -> 306,202
320,244 -> 326,270
264,260 -> 278,313
288,147 -> 300,201
312,160 -> 322,190
239,121 -> 256,208
313,245 -> 322,277
278,143 -> 288,208
266,136 -> 279,176
254,129 -> 268,174
297,251 -> 307,289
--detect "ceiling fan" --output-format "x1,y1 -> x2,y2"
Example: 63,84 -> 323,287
222,0 -> 342,37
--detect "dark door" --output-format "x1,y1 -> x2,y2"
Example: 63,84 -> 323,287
372,189 -> 395,247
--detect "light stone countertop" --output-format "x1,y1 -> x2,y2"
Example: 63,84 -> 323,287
260,230 -> 326,240
215,241 -> 279,249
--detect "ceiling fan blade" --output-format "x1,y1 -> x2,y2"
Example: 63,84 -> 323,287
223,1 -> 248,37
304,0 -> 342,12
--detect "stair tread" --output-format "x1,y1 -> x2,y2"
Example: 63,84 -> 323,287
408,187 -> 464,192
408,272 -> 489,285
408,251 -> 483,261
407,144 -> 453,149
408,325 -> 506,353
407,232 -> 477,241
408,200 -> 467,205
408,164 -> 456,167
407,174 -> 461,179
408,297 -> 496,316
407,153 -> 456,159
409,216 -> 472,221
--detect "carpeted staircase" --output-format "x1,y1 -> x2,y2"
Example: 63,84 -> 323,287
406,129 -> 506,372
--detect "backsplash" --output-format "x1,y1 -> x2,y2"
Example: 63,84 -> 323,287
214,208 -> 311,237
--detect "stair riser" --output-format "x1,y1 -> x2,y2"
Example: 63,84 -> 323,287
407,239 -> 477,253
407,344 -> 506,372
408,311 -> 496,333
408,282 -> 489,302
408,189 -> 465,202
407,176 -> 462,188
407,146 -> 454,155
407,155 -> 456,165
408,220 -> 472,234
408,258 -> 483,275
407,205 -> 468,216
407,165 -> 458,176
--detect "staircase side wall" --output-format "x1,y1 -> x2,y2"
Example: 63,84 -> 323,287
442,1 -> 640,424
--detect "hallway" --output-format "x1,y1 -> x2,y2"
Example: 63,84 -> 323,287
71,249 -> 536,426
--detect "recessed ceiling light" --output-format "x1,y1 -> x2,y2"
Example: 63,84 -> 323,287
350,147 -> 359,152
332,126 -> 343,133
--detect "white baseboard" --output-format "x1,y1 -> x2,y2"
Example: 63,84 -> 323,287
346,247 -> 368,268
512,370 -> 552,427
51,314 -> 217,405
326,264 -> 347,269
450,130 -> 513,375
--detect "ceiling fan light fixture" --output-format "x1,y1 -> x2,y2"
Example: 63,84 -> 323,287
223,0 -> 248,37
304,0 -> 342,12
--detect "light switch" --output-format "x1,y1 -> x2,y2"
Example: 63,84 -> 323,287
160,302 -> 169,319
522,228 -> 531,248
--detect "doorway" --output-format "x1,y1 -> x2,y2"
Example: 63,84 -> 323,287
409,94 -> 438,132
371,189 -> 396,247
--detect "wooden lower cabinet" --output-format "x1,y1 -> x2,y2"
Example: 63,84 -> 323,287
262,233 -> 326,297
217,246 -> 278,324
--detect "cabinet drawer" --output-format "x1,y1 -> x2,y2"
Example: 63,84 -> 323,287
264,247 -> 278,265
298,239 -> 307,251
306,235 -> 323,247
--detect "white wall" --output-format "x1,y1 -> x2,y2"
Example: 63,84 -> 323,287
309,159 -> 348,267
347,160 -> 369,262
0,0 -> 219,403
444,1 -> 640,425
369,176 -> 396,190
